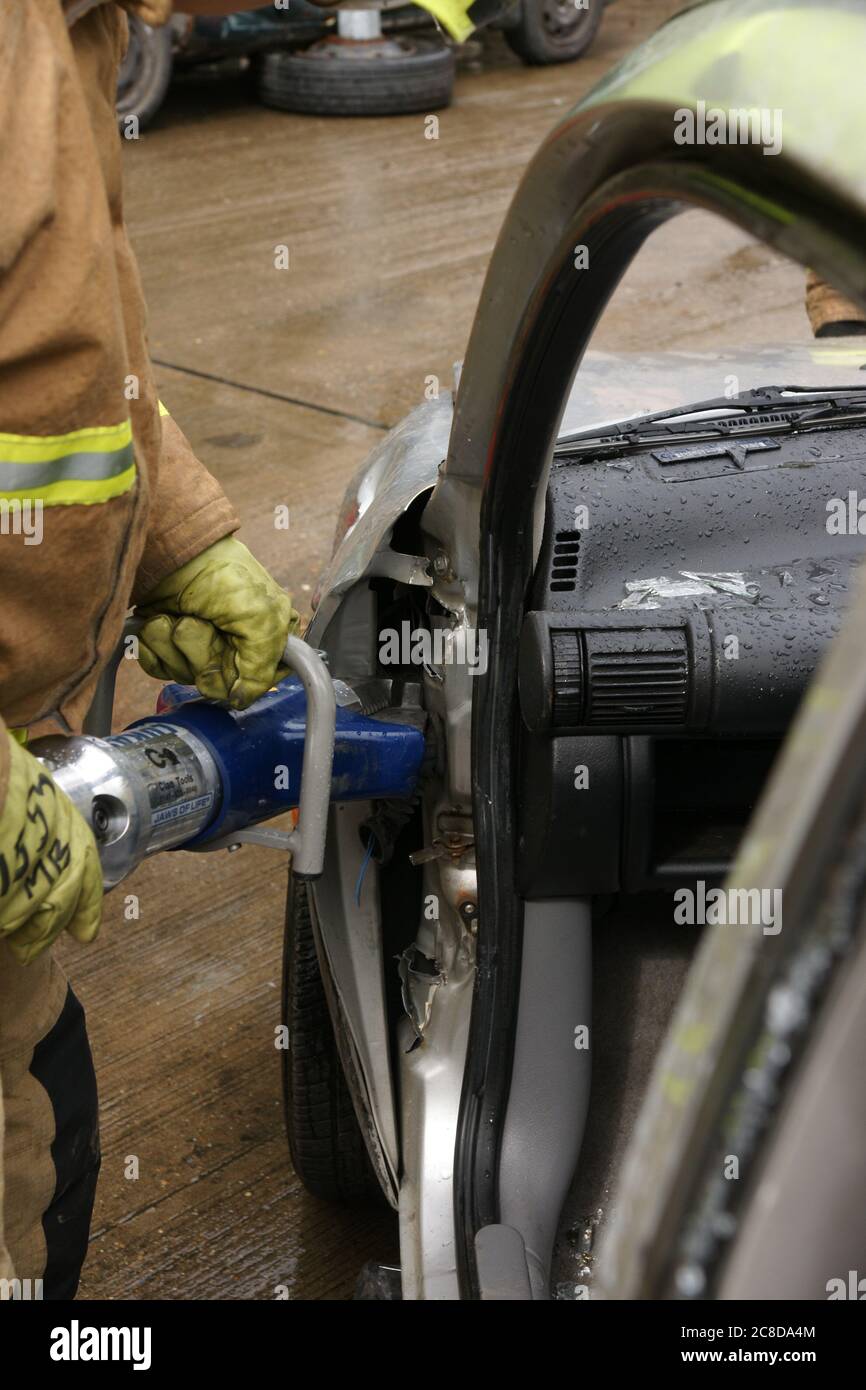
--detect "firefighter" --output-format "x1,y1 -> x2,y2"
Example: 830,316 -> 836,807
0,0 -> 305,1299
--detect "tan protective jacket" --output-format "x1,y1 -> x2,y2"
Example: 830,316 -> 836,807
0,0 -> 240,1286
0,0 -> 239,816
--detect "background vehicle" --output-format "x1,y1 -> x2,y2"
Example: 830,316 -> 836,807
117,0 -> 611,126
280,0 -> 866,1300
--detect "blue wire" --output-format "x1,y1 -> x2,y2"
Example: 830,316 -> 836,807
355,835 -> 375,905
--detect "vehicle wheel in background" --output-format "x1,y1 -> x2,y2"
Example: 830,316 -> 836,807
282,873 -> 384,1204
116,15 -> 174,129
504,0 -> 603,65
257,36 -> 455,117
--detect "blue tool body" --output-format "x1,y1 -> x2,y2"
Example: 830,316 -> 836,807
132,677 -> 425,847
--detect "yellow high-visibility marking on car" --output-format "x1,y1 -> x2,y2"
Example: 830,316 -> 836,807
0,420 -> 136,506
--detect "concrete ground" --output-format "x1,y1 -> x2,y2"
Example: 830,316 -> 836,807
65,0 -> 815,1300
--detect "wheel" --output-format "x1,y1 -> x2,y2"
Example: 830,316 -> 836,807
504,0 -> 604,66
281,873 -> 383,1203
116,15 -> 173,129
257,36 -> 455,117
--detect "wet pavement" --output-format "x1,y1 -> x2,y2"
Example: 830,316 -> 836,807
67,0 -> 814,1300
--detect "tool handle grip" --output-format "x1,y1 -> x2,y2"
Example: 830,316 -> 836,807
280,636 -> 336,879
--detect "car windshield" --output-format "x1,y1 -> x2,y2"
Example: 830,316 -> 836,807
556,383 -> 866,456
557,342 -> 866,445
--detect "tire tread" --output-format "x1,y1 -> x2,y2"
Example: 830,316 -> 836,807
258,41 -> 454,116
282,876 -> 383,1203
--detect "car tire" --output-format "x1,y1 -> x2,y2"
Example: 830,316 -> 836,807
116,15 -> 173,129
504,0 -> 604,66
258,37 -> 455,117
281,873 -> 384,1204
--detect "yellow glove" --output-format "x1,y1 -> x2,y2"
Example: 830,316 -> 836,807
135,537 -> 301,710
0,733 -> 103,965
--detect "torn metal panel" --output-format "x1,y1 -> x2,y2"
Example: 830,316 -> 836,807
308,393 -> 452,639
398,945 -> 445,1045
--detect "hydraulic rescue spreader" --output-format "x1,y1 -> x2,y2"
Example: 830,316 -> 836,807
30,638 -> 425,888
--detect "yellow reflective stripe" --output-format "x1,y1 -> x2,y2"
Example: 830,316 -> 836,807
0,468 -> 137,506
158,401 -> 170,417
0,419 -> 131,464
0,420 -> 136,506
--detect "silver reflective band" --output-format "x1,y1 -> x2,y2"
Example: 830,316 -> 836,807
0,442 -> 135,492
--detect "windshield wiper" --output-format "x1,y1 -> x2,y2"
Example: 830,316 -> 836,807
555,384 -> 866,456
